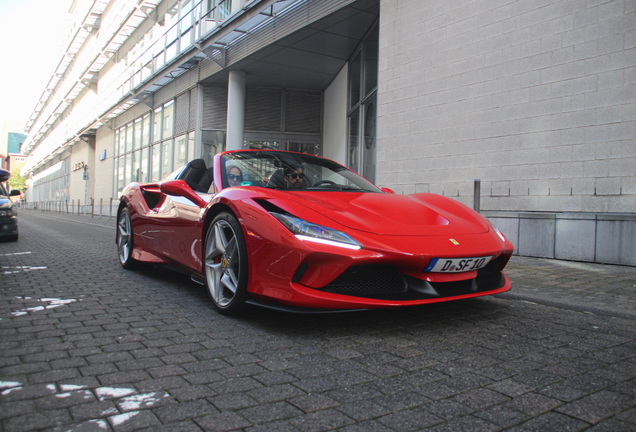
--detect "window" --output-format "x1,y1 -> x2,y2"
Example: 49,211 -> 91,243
153,106 -> 162,142
162,140 -> 174,178
349,51 -> 361,110
141,146 -> 149,183
142,113 -> 150,148
114,130 -> 120,156
201,130 -> 225,168
126,122 -> 134,154
134,118 -> 142,151
163,100 -> 174,139
187,132 -> 196,162
152,143 -> 161,181
174,135 -> 187,168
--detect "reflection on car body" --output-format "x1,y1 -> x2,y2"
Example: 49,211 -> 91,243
117,150 -> 514,315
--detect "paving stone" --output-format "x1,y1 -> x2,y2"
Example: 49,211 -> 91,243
209,392 -> 259,410
70,400 -> 120,422
378,407 -> 444,431
288,409 -> 354,431
3,409 -> 72,432
0,399 -> 35,420
508,411 -> 590,431
473,405 -> 529,428
431,415 -> 500,432
288,393 -> 340,413
372,390 -> 428,411
108,410 -> 162,432
195,411 -> 251,431
239,401 -> 303,423
36,390 -> 96,409
556,400 -> 614,424
585,418 -> 636,432
451,388 -> 510,410
503,392 -> 563,416
248,383 -> 305,404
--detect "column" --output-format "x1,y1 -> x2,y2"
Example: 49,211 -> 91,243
226,70 -> 246,151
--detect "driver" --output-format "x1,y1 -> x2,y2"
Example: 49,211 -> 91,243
284,165 -> 304,189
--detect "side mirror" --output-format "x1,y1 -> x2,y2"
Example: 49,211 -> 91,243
380,187 -> 395,194
160,180 -> 207,208
10,190 -> 21,196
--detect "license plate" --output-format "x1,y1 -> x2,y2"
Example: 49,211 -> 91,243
425,256 -> 493,273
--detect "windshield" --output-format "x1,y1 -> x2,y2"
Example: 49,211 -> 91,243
220,151 -> 381,192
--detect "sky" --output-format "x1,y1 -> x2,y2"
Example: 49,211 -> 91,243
0,0 -> 73,133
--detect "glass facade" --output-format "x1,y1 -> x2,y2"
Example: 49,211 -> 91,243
348,23 -> 379,183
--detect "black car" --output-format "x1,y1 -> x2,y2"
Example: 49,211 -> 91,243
0,168 -> 20,242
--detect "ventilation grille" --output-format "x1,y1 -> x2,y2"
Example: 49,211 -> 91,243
286,91 -> 321,134
189,89 -> 197,131
174,92 -> 189,135
202,86 -> 228,129
322,265 -> 408,297
245,89 -> 281,131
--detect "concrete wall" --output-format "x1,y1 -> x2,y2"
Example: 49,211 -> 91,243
486,211 -> 636,266
69,140 -> 94,205
323,65 -> 349,165
377,0 -> 636,213
94,126 -> 115,207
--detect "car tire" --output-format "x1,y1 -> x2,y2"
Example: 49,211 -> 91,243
204,212 -> 249,315
9,234 -> 18,242
117,206 -> 137,269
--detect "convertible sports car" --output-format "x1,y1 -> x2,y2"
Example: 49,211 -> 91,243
117,150 -> 514,315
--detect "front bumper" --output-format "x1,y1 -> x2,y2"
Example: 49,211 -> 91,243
0,217 -> 18,237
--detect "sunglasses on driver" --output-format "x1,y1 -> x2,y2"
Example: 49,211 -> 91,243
228,174 -> 243,181
286,173 -> 302,179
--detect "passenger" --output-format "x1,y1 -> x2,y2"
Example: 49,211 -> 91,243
227,165 -> 243,187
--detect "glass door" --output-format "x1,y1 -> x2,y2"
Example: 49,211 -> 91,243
243,133 -> 322,156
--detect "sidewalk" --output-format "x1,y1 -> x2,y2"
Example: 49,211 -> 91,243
500,255 -> 636,319
16,208 -> 636,318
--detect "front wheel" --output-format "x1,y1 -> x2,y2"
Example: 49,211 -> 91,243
117,207 -> 137,269
203,212 -> 249,315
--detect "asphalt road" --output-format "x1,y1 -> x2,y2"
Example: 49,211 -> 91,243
1,210 -> 635,432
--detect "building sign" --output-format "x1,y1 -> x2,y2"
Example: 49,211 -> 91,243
99,149 -> 107,161
72,161 -> 85,171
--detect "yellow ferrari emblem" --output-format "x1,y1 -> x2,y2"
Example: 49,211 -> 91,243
449,239 -> 460,246
222,258 -> 228,267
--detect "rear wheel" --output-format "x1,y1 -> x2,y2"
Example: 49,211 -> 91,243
203,212 -> 249,315
117,207 -> 137,269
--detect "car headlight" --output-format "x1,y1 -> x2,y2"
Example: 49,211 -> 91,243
0,209 -> 13,217
494,227 -> 506,242
271,212 -> 362,250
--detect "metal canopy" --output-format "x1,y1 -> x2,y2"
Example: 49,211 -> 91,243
203,1 -> 379,90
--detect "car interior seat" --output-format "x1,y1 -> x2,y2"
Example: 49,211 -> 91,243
197,167 -> 215,193
179,159 -> 207,191
266,169 -> 286,188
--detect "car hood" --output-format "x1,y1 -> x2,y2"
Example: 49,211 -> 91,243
279,191 -> 491,236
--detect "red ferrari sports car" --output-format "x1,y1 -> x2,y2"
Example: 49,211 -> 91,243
117,150 -> 514,315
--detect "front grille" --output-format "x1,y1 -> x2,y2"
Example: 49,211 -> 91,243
322,265 -> 408,297
317,257 -> 505,301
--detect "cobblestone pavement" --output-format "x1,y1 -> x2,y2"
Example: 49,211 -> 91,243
1,209 -> 635,432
